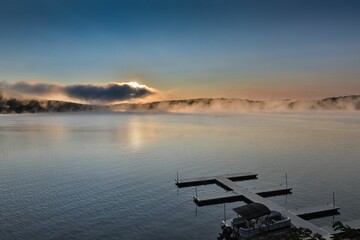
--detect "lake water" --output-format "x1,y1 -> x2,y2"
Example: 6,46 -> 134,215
1,112 -> 360,239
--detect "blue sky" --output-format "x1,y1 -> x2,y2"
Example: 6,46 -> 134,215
1,0 -> 359,101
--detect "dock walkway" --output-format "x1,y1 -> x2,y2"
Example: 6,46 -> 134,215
322,219 -> 360,235
175,172 -> 257,188
289,204 -> 340,220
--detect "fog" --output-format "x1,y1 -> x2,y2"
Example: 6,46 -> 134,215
109,96 -> 360,113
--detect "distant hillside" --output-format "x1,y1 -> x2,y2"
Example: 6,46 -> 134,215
109,95 -> 360,113
1,95 -> 359,114
0,96 -> 101,114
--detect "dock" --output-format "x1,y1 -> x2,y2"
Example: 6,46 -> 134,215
175,172 -> 258,188
289,204 -> 340,220
194,186 -> 292,207
176,172 -> 342,238
322,219 -> 360,235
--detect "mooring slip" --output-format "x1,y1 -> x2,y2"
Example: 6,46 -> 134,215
289,204 -> 340,220
176,172 -> 340,238
175,172 -> 258,188
194,186 -> 292,207
250,186 -> 292,198
194,191 -> 246,207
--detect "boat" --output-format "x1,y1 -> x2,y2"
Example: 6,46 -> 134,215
218,202 -> 291,240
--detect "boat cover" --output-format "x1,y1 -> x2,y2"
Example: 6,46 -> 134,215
232,217 -> 247,228
233,203 -> 271,220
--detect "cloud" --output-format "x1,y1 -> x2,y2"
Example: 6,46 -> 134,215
0,81 -> 158,103
2,81 -> 62,95
64,82 -> 153,102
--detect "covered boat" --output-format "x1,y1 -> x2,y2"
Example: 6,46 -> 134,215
218,203 -> 291,240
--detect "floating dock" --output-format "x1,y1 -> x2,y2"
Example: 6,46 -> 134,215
175,172 -> 258,188
194,186 -> 292,207
176,172 -> 346,238
289,204 -> 340,220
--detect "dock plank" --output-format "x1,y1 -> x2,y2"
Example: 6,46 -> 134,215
290,204 -> 340,220
175,172 -> 257,188
194,187 -> 292,206
251,186 -> 292,197
322,219 -> 360,235
194,191 -> 247,206
344,219 -> 360,229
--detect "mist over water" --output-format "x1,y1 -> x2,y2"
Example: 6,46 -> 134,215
1,112 -> 360,239
110,96 -> 360,113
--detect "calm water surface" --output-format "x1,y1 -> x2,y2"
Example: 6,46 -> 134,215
1,112 -> 360,239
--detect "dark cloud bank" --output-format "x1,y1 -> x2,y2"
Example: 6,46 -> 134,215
64,84 -> 152,102
0,81 -> 155,103
8,81 -> 62,95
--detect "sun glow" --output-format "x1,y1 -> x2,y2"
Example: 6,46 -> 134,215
111,81 -> 148,89
126,81 -> 146,89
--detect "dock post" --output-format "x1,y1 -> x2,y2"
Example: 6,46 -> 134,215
224,204 -> 226,222
285,179 -> 288,209
332,191 -> 336,224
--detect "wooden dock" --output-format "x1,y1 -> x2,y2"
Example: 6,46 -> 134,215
175,172 -> 257,188
176,172 -> 341,238
254,186 -> 292,198
194,186 -> 292,207
289,204 -> 340,220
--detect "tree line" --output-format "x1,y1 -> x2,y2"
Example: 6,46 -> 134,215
0,93 -> 98,113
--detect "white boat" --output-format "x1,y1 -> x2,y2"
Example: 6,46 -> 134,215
218,202 -> 291,240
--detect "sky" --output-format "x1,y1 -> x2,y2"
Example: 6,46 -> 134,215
0,0 -> 359,103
